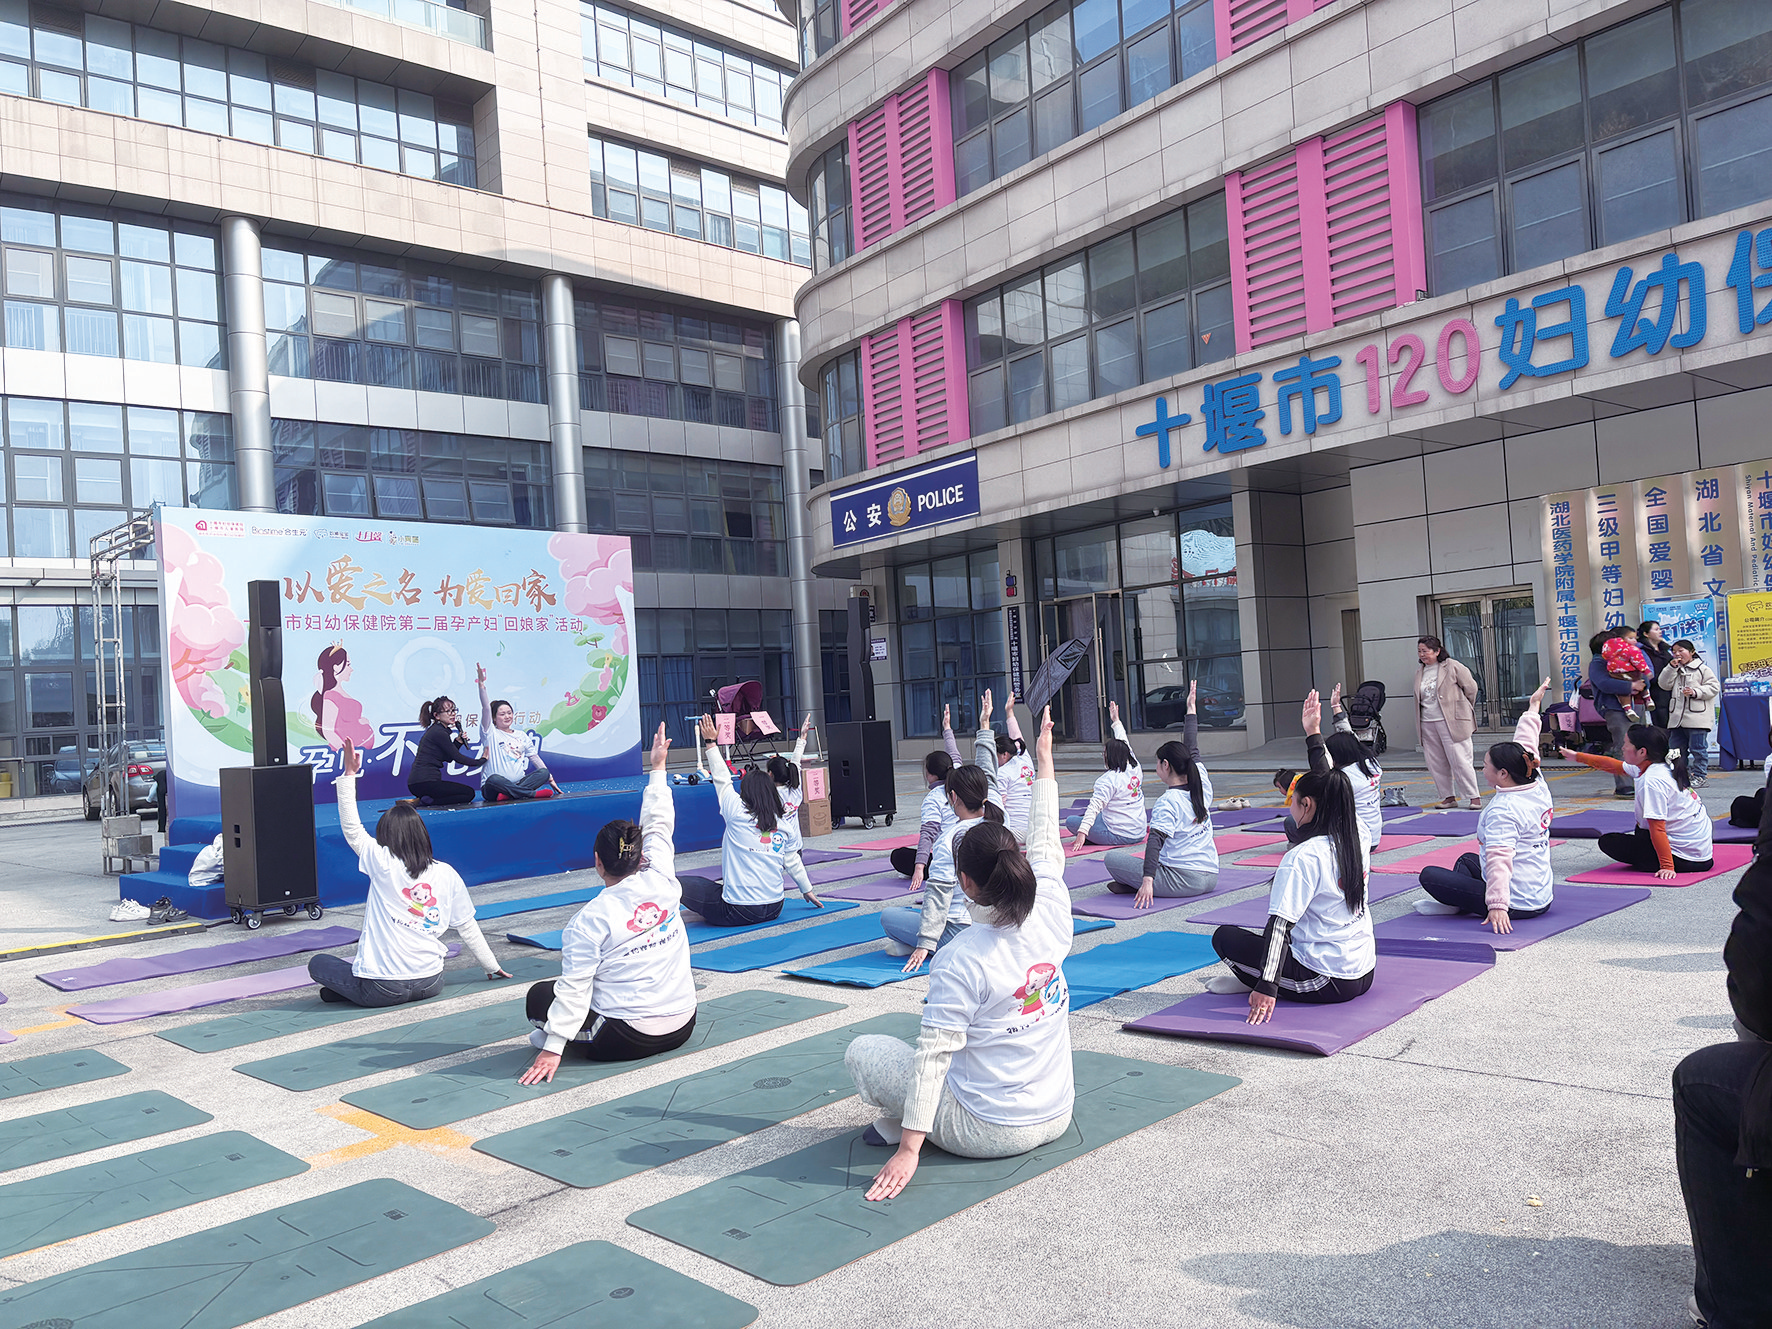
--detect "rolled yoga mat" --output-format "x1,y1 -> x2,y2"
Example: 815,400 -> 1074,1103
1373,883 -> 1652,950
1069,866 -> 1276,920
236,997 -> 535,1092
782,917 -> 1117,989
356,1241 -> 760,1329
475,1012 -> 922,1187
1566,841 -> 1752,886
1389,809 -> 1484,836
38,926 -> 362,992
341,989 -> 842,1131
0,1129 -> 308,1260
0,1048 -> 128,1102
508,896 -> 857,950
627,1050 -> 1240,1285
1122,938 -> 1497,1055
0,1090 -> 212,1173
1187,873 -> 1422,926
0,1178 -> 493,1329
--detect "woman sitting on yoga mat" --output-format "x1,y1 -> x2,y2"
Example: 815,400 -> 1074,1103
1206,765 -> 1375,1019
408,695 -> 484,806
1414,678 -> 1555,933
475,664 -> 559,802
311,739 -> 509,1007
1561,725 -> 1714,879
765,711 -> 814,839
1104,680 -> 1215,907
1299,684 -> 1384,849
676,714 -> 822,927
846,707 -> 1075,1199
892,746 -> 957,878
945,691 -> 1032,845
881,763 -> 1004,972
518,723 -> 697,1081
1068,701 -> 1147,849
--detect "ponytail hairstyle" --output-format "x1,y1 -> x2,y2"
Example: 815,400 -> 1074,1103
1155,740 -> 1207,823
1325,731 -> 1378,778
1418,634 -> 1448,663
418,695 -> 457,728
924,749 -> 954,784
373,801 -> 435,878
765,754 -> 801,790
994,731 -> 1024,760
595,817 -> 644,879
1486,739 -> 1540,786
1291,768 -> 1366,913
953,820 -> 1036,927
1628,723 -> 1689,788
1103,738 -> 1134,772
738,767 -> 784,833
1272,767 -> 1298,795
945,763 -> 1005,823
311,645 -> 349,731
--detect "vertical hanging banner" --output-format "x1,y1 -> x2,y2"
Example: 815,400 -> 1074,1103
1543,492 -> 1590,700
1588,485 -> 1637,631
1635,476 -> 1688,602
1007,605 -> 1026,699
1747,466 -> 1772,594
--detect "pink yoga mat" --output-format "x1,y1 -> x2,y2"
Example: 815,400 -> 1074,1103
1066,838 -> 1143,858
1070,866 -> 1276,920
1373,884 -> 1651,950
1214,832 -> 1286,853
845,834 -> 917,851
1566,842 -> 1752,886
1238,832 -> 1433,868
39,926 -> 362,992
1371,839 -> 1481,874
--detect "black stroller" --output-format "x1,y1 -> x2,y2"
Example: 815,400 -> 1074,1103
1345,680 -> 1387,755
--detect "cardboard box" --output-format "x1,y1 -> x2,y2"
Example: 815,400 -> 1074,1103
800,796 -> 832,839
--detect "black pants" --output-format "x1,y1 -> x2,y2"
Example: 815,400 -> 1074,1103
308,953 -> 443,1007
1210,925 -> 1374,1003
677,874 -> 782,927
525,980 -> 696,1061
409,778 -> 475,805
1596,827 -> 1713,874
889,846 -> 918,876
1674,1041 -> 1772,1327
1417,852 -> 1550,919
1730,788 -> 1765,829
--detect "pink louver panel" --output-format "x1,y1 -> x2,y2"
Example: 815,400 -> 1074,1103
861,322 -> 907,468
1214,0 -> 1339,56
844,72 -> 956,253
860,301 -> 969,470
848,104 -> 896,252
841,0 -> 893,36
1226,152 -> 1309,350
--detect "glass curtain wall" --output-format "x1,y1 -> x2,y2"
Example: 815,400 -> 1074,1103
635,606 -> 794,746
575,293 -> 778,430
582,448 -> 786,576
897,549 -> 1004,736
580,2 -> 792,131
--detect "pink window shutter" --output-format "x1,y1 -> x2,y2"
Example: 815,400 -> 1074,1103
861,322 -> 907,469
848,107 -> 896,252
907,301 -> 969,452
1226,153 -> 1309,351
1215,0 -> 1289,54
847,71 -> 957,254
841,0 -> 893,37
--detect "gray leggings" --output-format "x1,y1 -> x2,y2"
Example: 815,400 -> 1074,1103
844,1034 -> 1072,1158
1103,847 -> 1217,897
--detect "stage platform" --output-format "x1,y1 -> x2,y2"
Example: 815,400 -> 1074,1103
121,777 -> 723,920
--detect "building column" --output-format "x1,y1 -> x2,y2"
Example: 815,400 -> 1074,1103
220,217 -> 274,513
543,274 -> 586,532
777,318 -> 823,746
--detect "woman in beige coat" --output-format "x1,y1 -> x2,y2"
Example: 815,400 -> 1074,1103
1414,635 -> 1480,809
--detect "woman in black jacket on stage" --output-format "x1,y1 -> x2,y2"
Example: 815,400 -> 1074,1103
408,695 -> 483,805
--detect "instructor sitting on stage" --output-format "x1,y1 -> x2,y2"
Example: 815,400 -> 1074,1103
476,664 -> 560,802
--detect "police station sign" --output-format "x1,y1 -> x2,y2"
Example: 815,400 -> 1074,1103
831,452 -> 981,548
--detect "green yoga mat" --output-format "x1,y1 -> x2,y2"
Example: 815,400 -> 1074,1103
0,1129 -> 307,1259
0,1090 -> 212,1173
356,1240 -> 758,1328
0,1047 -> 128,1101
236,998 -> 535,1092
344,990 -> 844,1130
159,956 -> 561,1053
476,1012 -> 921,1187
0,1177 -> 493,1328
629,1051 -> 1240,1285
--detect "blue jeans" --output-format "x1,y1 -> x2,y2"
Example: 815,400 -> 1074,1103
880,905 -> 965,951
1669,727 -> 1710,781
1063,814 -> 1143,845
309,952 -> 442,1007
483,769 -> 552,800
677,875 -> 782,928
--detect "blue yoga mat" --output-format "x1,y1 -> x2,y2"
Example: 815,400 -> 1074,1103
507,896 -> 859,950
691,913 -> 891,972
783,917 -> 1116,988
1064,930 -> 1221,1009
473,887 -> 600,921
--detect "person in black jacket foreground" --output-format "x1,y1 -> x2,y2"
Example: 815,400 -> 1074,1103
1672,788 -> 1772,1328
408,695 -> 484,805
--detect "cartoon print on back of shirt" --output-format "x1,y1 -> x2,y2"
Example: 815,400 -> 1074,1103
401,881 -> 442,929
761,828 -> 792,855
627,901 -> 668,933
1013,961 -> 1067,1016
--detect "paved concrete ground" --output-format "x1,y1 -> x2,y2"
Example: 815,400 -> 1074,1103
0,752 -> 1748,1328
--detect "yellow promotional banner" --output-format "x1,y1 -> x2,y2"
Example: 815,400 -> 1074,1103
1726,590 -> 1772,679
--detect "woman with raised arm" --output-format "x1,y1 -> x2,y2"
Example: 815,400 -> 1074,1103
408,695 -> 484,806
310,739 -> 509,1007
845,706 -> 1076,1200
1563,725 -> 1714,878
1303,684 -> 1384,849
1068,700 -> 1147,849
1105,681 -> 1216,906
475,663 -> 560,802
880,763 -> 1004,971
518,723 -> 696,1081
891,745 -> 957,878
765,712 -> 815,830
970,689 -> 1034,845
1414,678 -> 1556,931
676,714 -> 823,927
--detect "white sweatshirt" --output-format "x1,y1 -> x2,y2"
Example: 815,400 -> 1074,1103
1077,719 -> 1146,840
708,742 -> 797,906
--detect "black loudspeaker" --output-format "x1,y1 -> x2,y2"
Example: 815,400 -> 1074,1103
246,579 -> 288,766
846,593 -> 876,721
828,720 -> 895,824
220,764 -> 318,911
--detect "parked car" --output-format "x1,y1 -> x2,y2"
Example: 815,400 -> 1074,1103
48,747 -> 85,795
1142,680 -> 1246,729
82,741 -> 166,819
1142,685 -> 1192,729
1196,681 -> 1245,729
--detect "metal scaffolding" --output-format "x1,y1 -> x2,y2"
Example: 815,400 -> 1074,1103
90,513 -> 157,871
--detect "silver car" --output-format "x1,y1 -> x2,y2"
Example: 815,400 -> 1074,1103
83,741 -> 166,820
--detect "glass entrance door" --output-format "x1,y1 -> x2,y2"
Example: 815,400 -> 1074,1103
1436,592 -> 1537,729
1048,594 -> 1123,743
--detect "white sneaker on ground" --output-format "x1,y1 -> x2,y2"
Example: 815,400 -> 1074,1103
1414,899 -> 1461,916
109,899 -> 151,922
1205,972 -> 1249,994
881,937 -> 912,956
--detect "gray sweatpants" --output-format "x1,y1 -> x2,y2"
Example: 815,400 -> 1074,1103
1103,847 -> 1216,897
844,1034 -> 1072,1159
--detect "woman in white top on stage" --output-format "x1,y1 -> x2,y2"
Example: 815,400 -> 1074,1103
846,706 -> 1076,1199
1068,701 -> 1147,848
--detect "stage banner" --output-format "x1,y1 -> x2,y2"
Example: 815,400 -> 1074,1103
1641,595 -> 1720,724
156,508 -> 640,816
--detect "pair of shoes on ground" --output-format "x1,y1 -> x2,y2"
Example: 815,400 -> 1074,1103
1691,776 -> 1709,788
148,895 -> 189,925
110,898 -> 151,922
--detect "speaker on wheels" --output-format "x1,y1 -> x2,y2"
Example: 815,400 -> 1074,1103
828,720 -> 895,826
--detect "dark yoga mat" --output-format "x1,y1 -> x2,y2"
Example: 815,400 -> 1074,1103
1070,866 -> 1275,920
342,990 -> 843,1130
1373,883 -> 1651,950
1066,931 -> 1221,1008
38,925 -> 361,992
1122,938 -> 1497,1055
237,998 -> 533,1092
629,1050 -> 1239,1285
1187,872 -> 1422,926
0,1129 -> 307,1259
509,896 -> 858,950
357,1240 -> 759,1329
1209,807 -> 1284,827
783,918 -> 1116,989
158,955 -> 560,1053
0,1177 -> 493,1328
0,1048 -> 128,1102
475,1012 -> 921,1186
1388,810 -> 1483,836
0,1090 -> 211,1173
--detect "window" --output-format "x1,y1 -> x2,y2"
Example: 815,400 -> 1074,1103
808,140 -> 852,272
580,2 -> 792,132
262,246 -> 544,403
584,447 -> 785,576
1420,0 -> 1772,291
965,194 -> 1230,433
0,7 -> 476,186
635,606 -> 794,746
589,135 -> 810,266
801,0 -> 841,64
897,550 -> 1005,737
818,350 -> 864,480
575,292 -> 777,430
953,0 -> 1215,195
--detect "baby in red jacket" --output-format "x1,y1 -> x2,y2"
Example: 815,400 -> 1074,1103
1602,630 -> 1653,722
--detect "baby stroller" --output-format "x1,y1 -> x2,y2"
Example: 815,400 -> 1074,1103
1345,680 -> 1387,755
1541,700 -> 1581,758
713,680 -> 781,766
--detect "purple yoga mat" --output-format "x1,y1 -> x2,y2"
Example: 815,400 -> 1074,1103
1380,805 -> 1426,820
1211,807 -> 1285,828
1548,809 -> 1637,838
1373,884 -> 1650,950
0,1031 -> 13,1045
1710,819 -> 1756,844
1567,842 -> 1753,886
1070,866 -> 1275,920
1389,810 -> 1483,836
800,848 -> 861,865
1064,858 -> 1115,889
39,926 -> 362,993
1122,938 -> 1496,1054
702,857 -> 887,886
823,874 -> 916,902
1185,873 -> 1421,927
